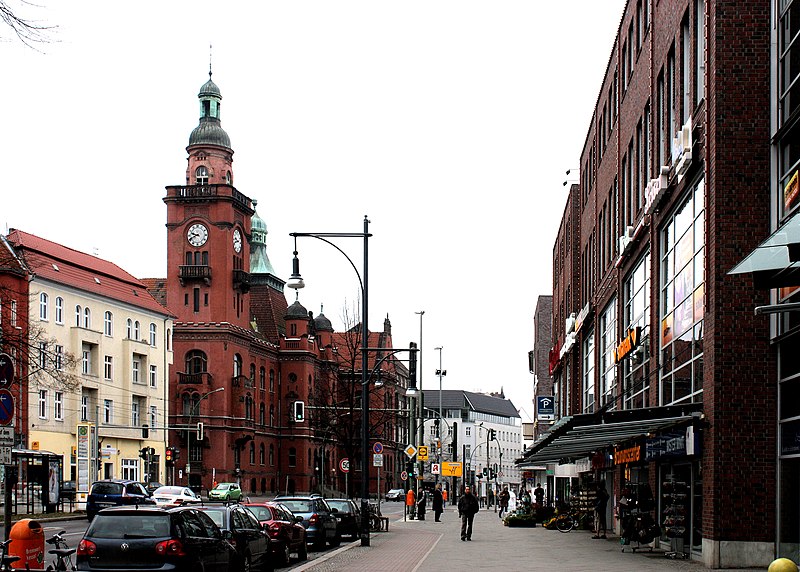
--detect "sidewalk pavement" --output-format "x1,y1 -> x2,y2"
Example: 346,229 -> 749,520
295,506 -> 768,572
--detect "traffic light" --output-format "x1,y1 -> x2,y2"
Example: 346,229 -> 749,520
490,429 -> 496,441
490,469 -> 496,480
173,448 -> 181,461
165,447 -> 174,464
197,422 -> 204,440
408,342 -> 417,392
293,401 -> 305,422
139,447 -> 149,460
482,467 -> 488,477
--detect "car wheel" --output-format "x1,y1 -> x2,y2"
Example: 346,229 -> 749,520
298,540 -> 308,561
279,542 -> 291,566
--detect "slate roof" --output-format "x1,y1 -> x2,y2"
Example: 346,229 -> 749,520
421,389 -> 520,419
7,229 -> 173,318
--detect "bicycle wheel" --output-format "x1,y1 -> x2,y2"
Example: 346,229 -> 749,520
555,515 -> 575,533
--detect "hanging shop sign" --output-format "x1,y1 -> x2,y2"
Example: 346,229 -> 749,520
575,457 -> 591,473
614,444 -> 643,465
574,303 -> 591,333
645,427 -> 701,461
536,396 -> 555,421
548,341 -> 562,375
781,419 -> 800,456
559,332 -> 576,359
785,170 -> 800,210
644,166 -> 671,215
614,327 -> 641,363
671,118 -> 693,183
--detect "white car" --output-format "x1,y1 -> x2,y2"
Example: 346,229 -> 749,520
151,486 -> 201,508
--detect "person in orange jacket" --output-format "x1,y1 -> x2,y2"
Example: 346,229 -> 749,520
406,488 -> 416,519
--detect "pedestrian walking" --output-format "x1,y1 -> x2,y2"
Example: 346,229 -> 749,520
498,486 -> 510,518
406,487 -> 416,519
592,481 -> 610,539
417,489 -> 427,520
442,488 -> 448,504
457,485 -> 480,541
433,483 -> 444,522
534,483 -> 545,507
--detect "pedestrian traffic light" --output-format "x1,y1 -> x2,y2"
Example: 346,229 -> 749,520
490,429 -> 496,441
293,401 -> 305,422
490,469 -> 496,480
139,447 -> 149,460
482,467 -> 488,477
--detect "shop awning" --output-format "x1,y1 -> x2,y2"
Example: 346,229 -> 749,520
516,404 -> 703,467
729,210 -> 800,289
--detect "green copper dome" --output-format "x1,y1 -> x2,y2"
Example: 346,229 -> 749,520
189,73 -> 231,149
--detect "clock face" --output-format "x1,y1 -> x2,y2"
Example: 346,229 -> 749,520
187,223 -> 208,247
233,229 -> 243,253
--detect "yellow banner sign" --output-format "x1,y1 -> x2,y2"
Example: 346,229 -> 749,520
441,462 -> 463,477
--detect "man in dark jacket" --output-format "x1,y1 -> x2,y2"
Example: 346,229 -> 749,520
457,485 -> 480,541
433,484 -> 444,522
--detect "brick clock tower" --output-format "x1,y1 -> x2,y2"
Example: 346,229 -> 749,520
163,72 -> 304,493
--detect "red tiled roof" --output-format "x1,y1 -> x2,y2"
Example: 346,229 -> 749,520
7,229 -> 173,317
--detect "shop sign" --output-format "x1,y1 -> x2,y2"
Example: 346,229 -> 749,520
591,452 -> 609,470
560,332 -> 576,359
645,430 -> 686,461
781,419 -> 800,456
614,444 -> 642,465
565,312 -> 577,334
537,396 -> 555,421
574,303 -> 591,333
786,170 -> 800,210
575,457 -> 591,473
614,327 -> 641,363
644,167 -> 671,215
548,341 -> 561,375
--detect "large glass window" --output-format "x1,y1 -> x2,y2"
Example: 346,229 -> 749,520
779,0 -> 800,221
600,300 -> 618,409
39,293 -> 48,321
660,180 -> 705,405
582,330 -> 595,413
622,252 -> 651,409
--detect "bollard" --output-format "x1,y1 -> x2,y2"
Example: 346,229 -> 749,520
769,558 -> 799,572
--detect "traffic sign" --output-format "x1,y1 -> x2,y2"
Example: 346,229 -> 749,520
0,427 -> 13,447
441,462 -> 463,477
373,442 -> 383,454
400,471 -> 408,481
0,354 -> 13,387
0,447 -> 10,465
404,444 -> 417,459
0,390 -> 14,427
373,453 -> 383,467
417,445 -> 429,461
431,463 -> 440,475
340,458 -> 350,473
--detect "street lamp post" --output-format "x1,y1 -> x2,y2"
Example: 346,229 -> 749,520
288,217 -> 374,546
187,386 -> 225,486
434,347 -> 446,482
414,311 -> 424,492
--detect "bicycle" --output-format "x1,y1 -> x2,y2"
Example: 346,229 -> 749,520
45,531 -> 76,572
554,509 -> 579,532
0,538 -> 20,572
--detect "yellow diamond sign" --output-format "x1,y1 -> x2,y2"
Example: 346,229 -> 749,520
404,444 -> 417,459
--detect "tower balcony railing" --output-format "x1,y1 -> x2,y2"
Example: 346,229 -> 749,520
233,269 -> 251,293
178,371 -> 213,385
165,184 -> 252,212
179,265 -> 212,286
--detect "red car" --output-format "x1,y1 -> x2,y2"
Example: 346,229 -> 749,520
245,502 -> 308,566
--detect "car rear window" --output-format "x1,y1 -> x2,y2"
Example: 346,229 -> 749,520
91,483 -> 124,495
280,500 -> 313,513
247,505 -> 274,521
326,500 -> 350,512
88,515 -> 170,538
200,509 -> 225,529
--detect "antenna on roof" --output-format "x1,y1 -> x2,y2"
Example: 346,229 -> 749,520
209,43 -> 213,79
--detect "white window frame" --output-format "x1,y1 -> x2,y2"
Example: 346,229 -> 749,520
81,395 -> 89,422
149,323 -> 157,346
149,365 -> 157,388
83,307 -> 91,329
103,399 -> 113,424
75,305 -> 82,327
82,350 -> 90,375
54,392 -> 63,421
132,400 -> 140,427
104,356 -> 113,381
582,330 -> 596,413
126,318 -> 133,339
121,458 -> 139,481
55,345 -> 64,371
55,297 -> 63,324
38,390 -> 47,419
38,341 -> 47,369
132,357 -> 141,384
149,405 -> 157,428
134,321 -> 141,340
104,311 -> 113,336
10,300 -> 17,327
39,293 -> 48,321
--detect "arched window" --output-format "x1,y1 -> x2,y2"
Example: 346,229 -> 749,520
126,318 -> 133,339
288,448 -> 297,467
55,296 -> 64,324
83,307 -> 91,329
288,373 -> 297,384
39,293 -> 48,320
245,394 -> 253,420
225,171 -> 232,184
195,166 -> 209,185
259,443 -> 265,465
269,444 -> 275,466
269,370 -> 275,392
259,403 -> 265,425
181,393 -> 193,416
249,441 -> 255,465
249,363 -> 256,385
233,354 -> 242,378
75,305 -> 82,327
149,323 -> 157,346
104,311 -> 113,336
259,367 -> 266,391
185,350 -> 208,374
133,321 -> 140,340
269,404 -> 274,425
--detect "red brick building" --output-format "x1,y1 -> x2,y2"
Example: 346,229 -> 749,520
161,73 -> 412,497
520,0 -> 774,567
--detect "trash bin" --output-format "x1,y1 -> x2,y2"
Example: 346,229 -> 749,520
9,518 -> 45,569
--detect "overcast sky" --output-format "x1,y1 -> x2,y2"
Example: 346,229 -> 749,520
2,1 -> 626,423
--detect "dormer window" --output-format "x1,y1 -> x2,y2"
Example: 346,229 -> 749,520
196,166 -> 209,185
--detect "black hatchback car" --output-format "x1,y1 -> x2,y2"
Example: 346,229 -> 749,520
76,505 -> 233,572
274,496 -> 339,550
86,479 -> 155,521
196,504 -> 274,572
325,498 -> 360,540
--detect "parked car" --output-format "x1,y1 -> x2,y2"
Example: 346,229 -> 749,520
325,498 -> 360,540
244,502 -> 308,566
208,482 -> 243,501
274,496 -> 339,550
196,504 -> 274,572
145,481 -> 164,495
76,505 -> 233,572
60,480 -> 77,502
386,488 -> 405,502
151,486 -> 201,508
86,479 -> 155,521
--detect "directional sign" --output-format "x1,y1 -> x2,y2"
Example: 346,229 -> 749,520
417,446 -> 429,461
404,444 -> 417,459
373,442 -> 383,454
400,471 -> 408,481
431,463 -> 440,475
0,354 -> 13,387
340,458 -> 350,473
0,390 -> 14,427
441,462 -> 463,477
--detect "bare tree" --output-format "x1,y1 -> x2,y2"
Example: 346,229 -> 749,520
1,1 -> 56,49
